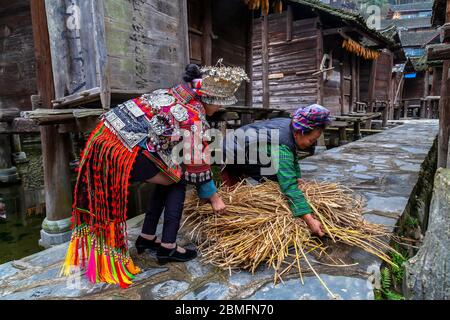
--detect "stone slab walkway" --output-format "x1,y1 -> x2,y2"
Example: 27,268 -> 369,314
0,120 -> 439,300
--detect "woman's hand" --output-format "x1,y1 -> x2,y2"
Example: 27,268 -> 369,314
301,214 -> 325,237
209,193 -> 227,215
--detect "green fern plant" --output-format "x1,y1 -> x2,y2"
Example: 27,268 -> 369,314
378,266 -> 406,300
390,249 -> 407,283
405,216 -> 420,228
384,290 -> 405,301
380,268 -> 391,291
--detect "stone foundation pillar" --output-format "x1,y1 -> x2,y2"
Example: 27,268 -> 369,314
0,134 -> 19,184
12,134 -> 28,164
38,126 -> 74,248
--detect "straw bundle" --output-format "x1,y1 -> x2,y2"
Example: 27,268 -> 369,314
182,180 -> 399,295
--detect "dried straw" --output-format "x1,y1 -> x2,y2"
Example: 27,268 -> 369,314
182,180 -> 400,297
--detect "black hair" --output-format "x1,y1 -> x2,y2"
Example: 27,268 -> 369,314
183,64 -> 202,83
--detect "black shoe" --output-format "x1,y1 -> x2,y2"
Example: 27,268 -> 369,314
156,245 -> 197,265
135,235 -> 161,254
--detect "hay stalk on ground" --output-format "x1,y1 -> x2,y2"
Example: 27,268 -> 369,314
181,180 -> 400,296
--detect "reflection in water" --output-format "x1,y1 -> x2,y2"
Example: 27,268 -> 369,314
0,185 -> 46,264
0,135 -> 46,264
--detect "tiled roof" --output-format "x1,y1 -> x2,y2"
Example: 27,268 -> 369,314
288,0 -> 395,47
400,30 -> 440,47
381,17 -> 432,30
390,2 -> 433,12
410,49 -> 443,72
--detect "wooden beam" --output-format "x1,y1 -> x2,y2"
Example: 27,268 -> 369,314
368,59 -> 378,103
351,55 -> 357,112
30,0 -> 55,108
446,1 -> 450,41
0,119 -> 40,134
0,109 -> 20,122
52,87 -> 101,109
31,0 -> 73,229
202,0 -> 212,66
322,26 -> 352,36
22,108 -> 104,125
428,44 -> 450,61
438,60 -> 450,168
435,1 -> 450,168
262,15 -> 270,109
340,62 -> 345,115
92,0 -> 110,110
181,0 -> 190,66
323,27 -> 391,50
245,10 -> 253,107
286,5 -> 293,42
253,34 -> 318,50
317,29 -> 324,105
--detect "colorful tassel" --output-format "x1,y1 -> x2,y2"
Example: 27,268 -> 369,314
61,122 -> 142,288
86,246 -> 97,283
60,238 -> 76,277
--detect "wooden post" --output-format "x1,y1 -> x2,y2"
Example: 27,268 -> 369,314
365,58 -> 378,129
202,0 -> 213,66
315,30 -> 326,153
437,0 -> 450,169
31,0 -> 73,247
402,100 -> 407,119
381,102 -> 389,128
351,55 -> 357,112
356,56 -> 360,104
339,126 -> 348,146
286,5 -> 293,42
317,30 -> 324,106
245,10 -> 254,108
438,60 -> 450,168
181,0 -> 190,66
422,70 -> 430,118
92,0 -> 111,110
447,139 -> 450,168
340,62 -> 345,115
388,53 -> 394,120
262,14 -> 270,109
353,121 -> 362,140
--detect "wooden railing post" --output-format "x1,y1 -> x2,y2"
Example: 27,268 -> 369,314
31,0 -> 74,247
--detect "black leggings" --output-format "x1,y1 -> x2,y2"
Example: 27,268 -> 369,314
130,151 -> 187,244
141,181 -> 187,243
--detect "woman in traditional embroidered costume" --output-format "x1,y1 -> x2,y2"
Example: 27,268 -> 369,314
61,62 -> 248,288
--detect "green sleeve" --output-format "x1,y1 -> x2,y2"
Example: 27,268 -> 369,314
276,145 -> 312,217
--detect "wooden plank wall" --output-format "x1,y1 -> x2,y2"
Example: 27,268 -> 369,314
252,14 -> 321,111
359,59 -> 372,102
0,2 -> 37,111
104,0 -> 188,92
45,0 -> 97,100
45,0 -> 189,104
322,36 -> 349,115
403,72 -> 426,100
373,51 -> 392,101
431,66 -> 442,96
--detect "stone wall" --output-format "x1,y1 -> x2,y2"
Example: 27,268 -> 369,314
404,168 -> 450,299
396,137 -> 438,246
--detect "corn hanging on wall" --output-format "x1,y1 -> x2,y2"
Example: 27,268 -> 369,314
342,38 -> 381,60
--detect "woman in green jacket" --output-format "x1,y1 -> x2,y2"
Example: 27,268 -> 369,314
221,104 -> 331,237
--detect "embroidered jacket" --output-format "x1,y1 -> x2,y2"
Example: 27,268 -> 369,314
103,84 -> 213,186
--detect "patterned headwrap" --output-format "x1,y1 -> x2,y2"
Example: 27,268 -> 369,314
291,104 -> 332,133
